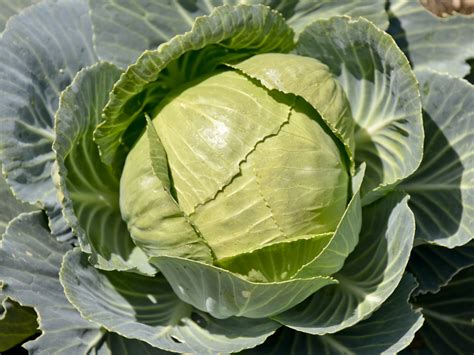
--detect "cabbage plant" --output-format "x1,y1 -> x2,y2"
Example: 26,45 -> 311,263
0,0 -> 473,354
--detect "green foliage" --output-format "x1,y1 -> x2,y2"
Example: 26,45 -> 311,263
0,298 -> 38,352
0,0 -> 472,353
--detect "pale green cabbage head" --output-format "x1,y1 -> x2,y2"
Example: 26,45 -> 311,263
121,55 -> 350,280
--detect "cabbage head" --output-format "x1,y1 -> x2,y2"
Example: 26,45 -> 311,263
0,1 -> 472,354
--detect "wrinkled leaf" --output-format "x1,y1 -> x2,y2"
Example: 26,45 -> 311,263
90,0 -> 388,67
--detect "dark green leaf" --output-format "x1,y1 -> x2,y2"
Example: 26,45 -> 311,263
0,298 -> 38,352
412,267 -> 474,354
409,241 -> 474,295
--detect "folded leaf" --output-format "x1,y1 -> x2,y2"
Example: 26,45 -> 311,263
295,163 -> 365,278
92,332 -> 173,355
152,255 -> 336,319
245,273 -> 423,355
232,52 -> 355,170
120,120 -> 212,263
297,16 -> 423,203
274,192 -> 415,335
216,233 -> 333,282
60,249 -> 280,354
53,61 -> 154,274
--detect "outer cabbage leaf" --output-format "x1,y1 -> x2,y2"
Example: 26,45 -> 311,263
89,0 -> 202,68
53,62 -> 154,274
151,255 -> 335,319
400,70 -> 473,248
297,16 -> 423,204
245,274 -> 423,355
388,0 -> 474,77
90,0 -> 388,67
60,248 -> 280,354
0,0 -> 40,32
274,192 -> 415,335
90,0 -> 272,68
90,332 -> 172,355
0,211 -> 158,353
0,163 -> 36,236
410,267 -> 474,354
0,0 -> 98,240
0,212 -> 103,354
409,241 -> 474,295
95,4 -> 294,169
284,0 -> 388,34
